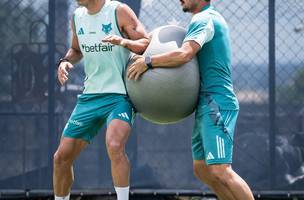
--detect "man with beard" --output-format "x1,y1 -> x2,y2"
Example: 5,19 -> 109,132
127,0 -> 254,199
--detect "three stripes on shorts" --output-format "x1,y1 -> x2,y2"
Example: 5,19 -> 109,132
216,135 -> 226,159
118,112 -> 129,120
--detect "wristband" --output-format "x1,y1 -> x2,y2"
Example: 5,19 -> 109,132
57,58 -> 70,67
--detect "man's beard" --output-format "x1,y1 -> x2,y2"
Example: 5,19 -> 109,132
182,7 -> 190,12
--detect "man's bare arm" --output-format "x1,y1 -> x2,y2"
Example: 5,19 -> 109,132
127,41 -> 201,80
150,41 -> 201,67
103,4 -> 149,55
63,17 -> 83,64
57,17 -> 83,85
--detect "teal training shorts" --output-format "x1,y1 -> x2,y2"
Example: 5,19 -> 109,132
62,93 -> 134,143
192,95 -> 239,165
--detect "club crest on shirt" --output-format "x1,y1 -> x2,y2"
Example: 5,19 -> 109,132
102,23 -> 112,35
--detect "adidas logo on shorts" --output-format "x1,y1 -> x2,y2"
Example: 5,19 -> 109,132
206,152 -> 215,160
118,112 -> 129,120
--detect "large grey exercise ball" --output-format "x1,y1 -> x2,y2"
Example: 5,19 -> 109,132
126,25 -> 200,124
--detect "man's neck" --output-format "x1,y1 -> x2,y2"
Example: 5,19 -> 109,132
192,1 -> 210,14
86,0 -> 105,15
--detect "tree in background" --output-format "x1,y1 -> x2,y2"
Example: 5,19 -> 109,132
278,67 -> 304,106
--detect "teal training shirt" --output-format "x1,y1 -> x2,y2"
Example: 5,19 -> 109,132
74,0 -> 130,94
183,4 -> 239,110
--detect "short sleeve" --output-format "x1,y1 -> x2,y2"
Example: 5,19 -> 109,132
183,17 -> 215,48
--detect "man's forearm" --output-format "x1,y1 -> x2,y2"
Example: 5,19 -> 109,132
151,49 -> 192,68
122,38 -> 149,55
63,48 -> 83,64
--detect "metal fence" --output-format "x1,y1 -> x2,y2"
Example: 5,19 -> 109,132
0,0 -> 303,198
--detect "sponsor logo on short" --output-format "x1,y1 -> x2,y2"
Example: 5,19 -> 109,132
68,119 -> 83,127
118,112 -> 129,120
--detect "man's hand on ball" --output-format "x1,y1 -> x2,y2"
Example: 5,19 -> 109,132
57,61 -> 73,85
102,35 -> 126,47
127,55 -> 148,81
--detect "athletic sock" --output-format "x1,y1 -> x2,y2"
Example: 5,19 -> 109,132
115,186 -> 130,200
54,193 -> 70,200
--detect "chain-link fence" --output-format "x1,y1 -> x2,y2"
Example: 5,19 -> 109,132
0,0 -> 303,198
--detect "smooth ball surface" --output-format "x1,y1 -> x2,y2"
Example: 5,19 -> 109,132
126,25 -> 200,124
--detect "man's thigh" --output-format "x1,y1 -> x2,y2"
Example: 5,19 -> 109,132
192,100 -> 238,165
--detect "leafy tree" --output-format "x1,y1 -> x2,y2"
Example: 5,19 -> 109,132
277,67 -> 304,105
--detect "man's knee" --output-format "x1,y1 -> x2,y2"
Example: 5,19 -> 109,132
106,137 -> 125,154
106,124 -> 128,158
193,161 -> 215,186
53,137 -> 87,167
53,151 -> 65,166
207,164 -> 234,185
53,149 -> 73,167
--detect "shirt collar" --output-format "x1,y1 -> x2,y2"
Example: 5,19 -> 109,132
201,3 -> 212,12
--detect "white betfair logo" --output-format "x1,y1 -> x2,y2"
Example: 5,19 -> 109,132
118,112 -> 129,120
216,136 -> 226,159
206,152 -> 215,160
